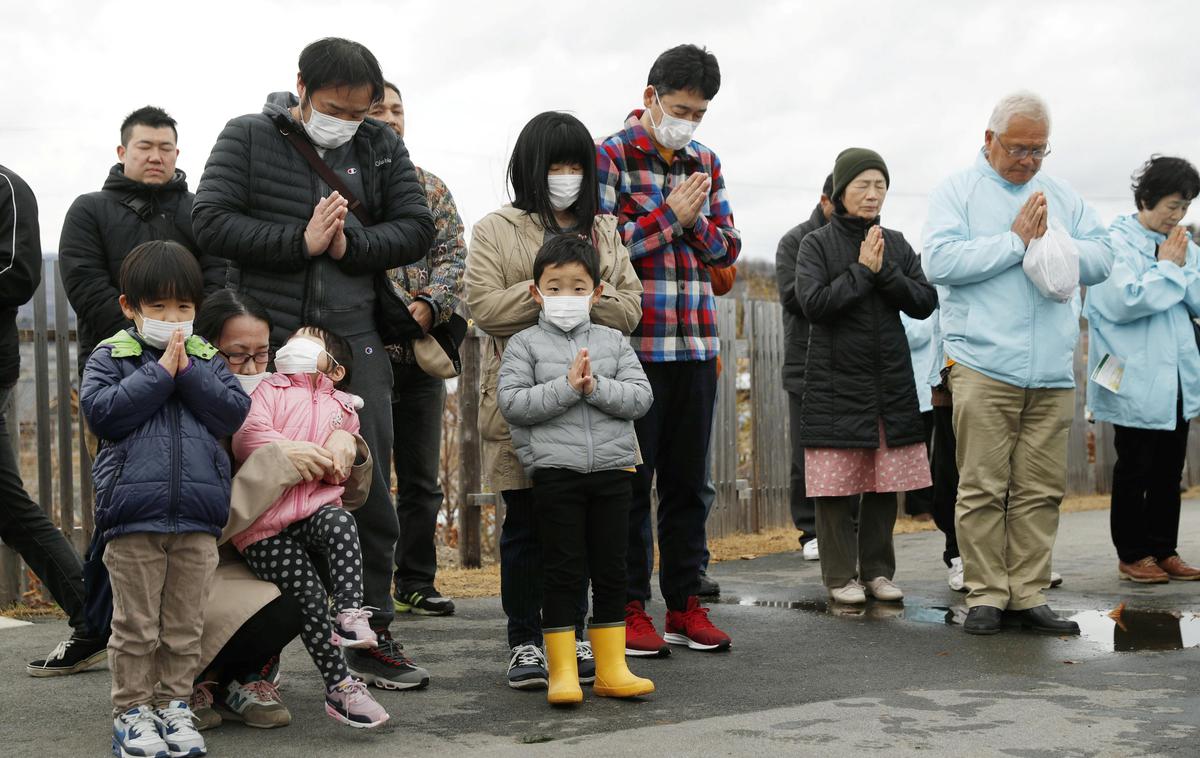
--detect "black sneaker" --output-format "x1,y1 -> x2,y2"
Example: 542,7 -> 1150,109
576,639 -> 596,685
394,586 -> 456,616
507,644 -> 548,690
346,629 -> 430,691
697,573 -> 721,598
26,634 -> 107,677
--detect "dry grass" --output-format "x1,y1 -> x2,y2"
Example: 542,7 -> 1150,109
0,603 -> 66,620
435,564 -> 501,598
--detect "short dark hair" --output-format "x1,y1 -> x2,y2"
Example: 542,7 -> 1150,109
120,106 -> 177,147
294,325 -> 354,389
119,241 -> 204,311
821,173 -> 834,198
1132,155 -> 1200,211
533,234 -> 600,288
647,44 -> 721,100
508,111 -> 599,236
383,80 -> 401,100
194,289 -> 272,344
298,37 -> 385,104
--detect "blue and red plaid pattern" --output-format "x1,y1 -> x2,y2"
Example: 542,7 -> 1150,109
598,110 -> 741,362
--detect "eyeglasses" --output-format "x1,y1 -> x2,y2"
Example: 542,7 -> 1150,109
220,350 -> 271,366
994,134 -> 1051,160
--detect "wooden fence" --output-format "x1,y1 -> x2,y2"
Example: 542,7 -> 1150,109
6,261 -> 1200,597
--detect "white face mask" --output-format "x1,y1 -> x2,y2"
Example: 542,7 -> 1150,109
301,97 -> 361,150
138,316 -> 192,350
234,371 -> 270,395
273,338 -> 324,375
649,88 -> 698,151
547,174 -> 583,211
538,290 -> 592,332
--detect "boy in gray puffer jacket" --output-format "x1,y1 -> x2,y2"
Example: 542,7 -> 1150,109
498,234 -> 655,706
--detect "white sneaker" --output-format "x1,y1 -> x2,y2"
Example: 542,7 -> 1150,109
948,557 -> 966,592
113,705 -> 168,758
802,539 -> 820,561
156,700 -> 207,757
829,579 -> 866,604
865,577 -> 904,602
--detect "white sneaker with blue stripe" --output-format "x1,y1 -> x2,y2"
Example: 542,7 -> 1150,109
112,705 -> 168,758
155,700 -> 207,757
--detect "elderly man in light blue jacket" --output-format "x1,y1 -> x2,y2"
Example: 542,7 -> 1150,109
922,91 -> 1114,636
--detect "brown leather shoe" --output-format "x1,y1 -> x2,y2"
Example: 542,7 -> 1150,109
1157,555 -> 1200,581
1118,557 -> 1169,583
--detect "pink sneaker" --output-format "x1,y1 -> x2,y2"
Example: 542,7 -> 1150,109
325,677 -> 389,729
331,607 -> 378,649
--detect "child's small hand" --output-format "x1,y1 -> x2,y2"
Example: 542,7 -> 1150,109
158,330 -> 186,377
567,349 -> 588,392
175,331 -> 190,374
580,350 -> 595,395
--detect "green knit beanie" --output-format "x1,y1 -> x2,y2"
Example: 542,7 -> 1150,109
832,148 -> 890,200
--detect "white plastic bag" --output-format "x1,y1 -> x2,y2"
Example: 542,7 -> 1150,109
1022,219 -> 1079,303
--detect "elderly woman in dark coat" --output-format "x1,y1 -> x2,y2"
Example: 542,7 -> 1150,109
794,148 -> 938,605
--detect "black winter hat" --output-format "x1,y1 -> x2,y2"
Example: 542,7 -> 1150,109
832,148 -> 889,200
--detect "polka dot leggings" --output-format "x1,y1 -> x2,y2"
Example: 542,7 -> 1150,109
242,505 -> 364,689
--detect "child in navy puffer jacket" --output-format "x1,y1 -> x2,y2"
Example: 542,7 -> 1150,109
81,241 -> 249,758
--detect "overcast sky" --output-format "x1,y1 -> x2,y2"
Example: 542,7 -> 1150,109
5,0 -> 1200,261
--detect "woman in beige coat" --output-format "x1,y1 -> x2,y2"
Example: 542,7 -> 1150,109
465,111 -> 642,690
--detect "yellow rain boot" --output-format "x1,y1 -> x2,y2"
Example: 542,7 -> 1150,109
544,628 -> 583,705
589,623 -> 655,698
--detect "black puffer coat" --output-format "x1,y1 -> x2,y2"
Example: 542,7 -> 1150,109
775,203 -> 828,395
0,165 -> 42,387
59,165 -> 226,375
192,93 -> 434,345
794,213 -> 937,448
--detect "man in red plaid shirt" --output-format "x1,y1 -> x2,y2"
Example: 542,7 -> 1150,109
598,43 -> 740,657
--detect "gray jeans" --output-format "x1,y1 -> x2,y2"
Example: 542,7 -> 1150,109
814,492 -> 897,589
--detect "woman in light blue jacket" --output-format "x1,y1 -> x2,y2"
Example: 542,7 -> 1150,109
1084,156 -> 1200,584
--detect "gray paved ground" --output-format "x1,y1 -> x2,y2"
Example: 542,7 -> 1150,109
3,505 -> 1199,757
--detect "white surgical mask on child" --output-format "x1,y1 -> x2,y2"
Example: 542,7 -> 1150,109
273,339 -> 324,375
301,99 -> 361,150
538,290 -> 592,332
234,372 -> 271,395
138,316 -> 192,350
547,174 -> 583,211
649,88 -> 698,150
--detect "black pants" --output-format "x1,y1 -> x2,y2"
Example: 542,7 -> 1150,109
390,361 -> 445,594
242,506 -> 364,689
0,385 -> 91,635
204,593 -> 303,685
1111,404 -> 1190,564
629,359 -> 716,610
904,411 -> 935,516
533,468 -> 631,629
930,405 -> 960,566
787,392 -> 817,540
499,488 -> 588,647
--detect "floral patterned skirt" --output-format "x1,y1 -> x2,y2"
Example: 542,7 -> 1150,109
805,419 -> 932,498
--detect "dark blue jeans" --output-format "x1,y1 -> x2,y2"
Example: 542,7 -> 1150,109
499,488 -> 586,648
628,359 -> 717,611
390,362 -> 446,594
0,385 -> 92,636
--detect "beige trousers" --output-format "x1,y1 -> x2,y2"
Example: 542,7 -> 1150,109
950,364 -> 1074,611
104,531 -> 218,713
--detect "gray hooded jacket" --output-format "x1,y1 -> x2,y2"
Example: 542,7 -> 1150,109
498,315 -> 652,475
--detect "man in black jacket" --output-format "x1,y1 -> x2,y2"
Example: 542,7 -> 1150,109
0,165 -> 107,676
193,37 -> 435,690
775,173 -> 833,559
59,106 -> 224,378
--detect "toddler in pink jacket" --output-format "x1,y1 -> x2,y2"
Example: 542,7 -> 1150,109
231,326 -> 389,729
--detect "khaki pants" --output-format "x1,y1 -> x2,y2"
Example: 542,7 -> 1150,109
104,532 -> 218,713
950,364 -> 1073,611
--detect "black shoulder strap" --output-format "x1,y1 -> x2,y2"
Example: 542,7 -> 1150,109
281,129 -> 375,226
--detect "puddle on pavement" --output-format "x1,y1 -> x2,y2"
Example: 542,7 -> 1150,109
720,595 -> 1200,652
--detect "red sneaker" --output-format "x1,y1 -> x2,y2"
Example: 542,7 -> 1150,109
664,596 -> 732,652
624,601 -> 670,657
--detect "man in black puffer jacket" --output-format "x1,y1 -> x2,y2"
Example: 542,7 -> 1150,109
59,106 -> 226,377
192,37 -> 435,688
775,173 -> 833,554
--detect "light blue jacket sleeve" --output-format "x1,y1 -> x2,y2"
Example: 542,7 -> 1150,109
922,177 -> 1026,286
1067,193 -> 1114,286
1087,255 -> 1188,325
